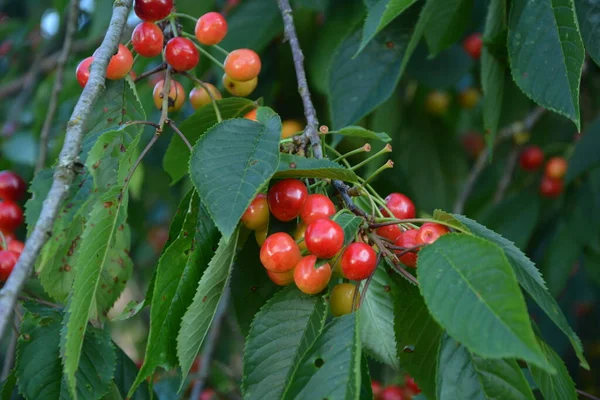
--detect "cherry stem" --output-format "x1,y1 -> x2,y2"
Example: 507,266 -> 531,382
168,16 -> 180,37
180,71 -> 222,123
0,232 -> 7,251
122,133 -> 160,189
333,144 -> 371,162
134,63 -> 167,83
166,119 -> 193,152
188,39 -> 225,69
212,44 -> 230,56
359,160 -> 394,187
172,12 -> 198,23
125,120 -> 160,129
368,233 -> 419,286
370,218 -> 469,234
349,144 -> 391,171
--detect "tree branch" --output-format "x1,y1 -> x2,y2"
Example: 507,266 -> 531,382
36,0 -> 81,172
0,0 -> 133,340
493,145 -> 519,204
453,107 -> 545,214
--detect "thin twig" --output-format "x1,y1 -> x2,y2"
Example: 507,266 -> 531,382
36,0 -> 81,172
134,63 -> 167,83
577,389 -> 600,400
0,0 -> 133,341
166,119 -> 193,151
453,107 -> 545,214
493,145 -> 519,204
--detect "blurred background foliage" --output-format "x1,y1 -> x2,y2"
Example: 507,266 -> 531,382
1,0 -> 600,397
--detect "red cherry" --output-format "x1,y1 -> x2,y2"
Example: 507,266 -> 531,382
340,242 -> 377,281
293,255 -> 332,295
304,219 -> 344,259
6,240 -> 24,255
0,250 -> 18,282
165,37 -> 199,71
384,193 -> 415,220
98,44 -> 134,80
394,229 -> 419,268
461,132 -> 485,158
376,224 -> 402,242
198,388 -> 216,400
241,193 -> 269,231
381,385 -> 405,400
224,49 -> 261,82
0,201 -> 23,232
545,156 -> 568,179
259,232 -> 301,273
539,176 -> 563,198
0,171 -> 26,201
266,269 -> 294,286
519,146 -> 544,171
267,179 -> 308,222
132,22 -> 164,58
404,376 -> 421,395
195,12 -> 228,46
416,223 -> 450,245
76,56 -> 94,88
134,0 -> 173,21
371,380 -> 383,399
300,194 -> 336,225
463,33 -> 483,59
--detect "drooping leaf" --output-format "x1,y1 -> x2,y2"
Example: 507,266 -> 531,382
242,287 -> 327,400
575,0 -> 600,67
565,116 -> 600,183
284,313 -> 361,400
529,339 -> 577,400
275,154 -> 358,182
391,273 -> 441,399
453,214 -> 588,369
423,0 -> 473,56
328,8 -> 418,129
358,0 -> 418,54
176,229 -> 241,383
163,98 -> 255,184
418,234 -> 550,371
329,126 -> 392,142
359,267 -> 398,368
437,333 -> 535,400
189,108 -> 281,239
508,0 -> 584,129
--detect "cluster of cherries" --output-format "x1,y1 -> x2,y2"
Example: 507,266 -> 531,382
372,376 -> 421,400
76,0 -> 261,111
0,171 -> 27,283
519,145 -> 568,197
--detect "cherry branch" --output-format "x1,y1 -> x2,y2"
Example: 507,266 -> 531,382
453,107 -> 545,214
36,0 -> 81,172
493,145 -> 519,204
0,0 -> 133,341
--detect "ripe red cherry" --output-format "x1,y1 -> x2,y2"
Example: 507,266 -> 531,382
304,219 -> 344,259
381,385 -> 405,400
394,229 -> 419,268
539,176 -> 563,198
384,193 -> 416,219
545,156 -> 568,179
195,12 -> 228,46
293,255 -> 332,295
76,56 -> 94,88
134,0 -> 173,21
0,201 -> 23,232
376,224 -> 402,242
6,240 -> 24,255
340,242 -> 377,281
0,171 -> 26,201
519,145 -> 544,171
404,376 -> 421,395
241,193 -> 269,231
371,380 -> 383,398
267,269 -> 294,286
132,22 -> 164,58
463,33 -> 483,59
0,250 -> 18,282
417,223 -> 450,245
99,44 -> 134,80
300,194 -> 336,225
260,232 -> 301,273
224,49 -> 261,82
165,37 -> 199,71
267,179 -> 308,222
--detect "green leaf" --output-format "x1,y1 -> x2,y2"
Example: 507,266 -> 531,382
437,333 -> 535,400
230,239 -> 278,337
529,339 -> 577,400
423,0 -> 472,56
508,0 -> 584,129
418,234 -> 550,370
575,0 -> 600,67
329,126 -> 391,142
453,214 -> 589,369
163,98 -> 255,184
189,108 -> 281,239
407,44 -> 474,89
542,220 -> 583,296
391,272 -> 441,399
328,9 -> 418,129
0,369 -> 18,400
565,116 -> 600,183
432,209 -> 470,233
359,267 -> 398,368
242,287 -> 327,400
275,154 -> 359,182
358,0 -> 418,54
113,345 -> 151,400
332,212 -> 363,246
16,308 -> 115,400
284,313 -> 361,400
129,194 -> 218,396
481,0 -> 507,147
176,229 -> 241,383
